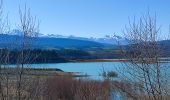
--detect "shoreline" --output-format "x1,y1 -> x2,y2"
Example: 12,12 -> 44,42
70,59 -> 129,63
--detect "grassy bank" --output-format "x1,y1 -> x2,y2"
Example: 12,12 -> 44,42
0,67 -> 86,78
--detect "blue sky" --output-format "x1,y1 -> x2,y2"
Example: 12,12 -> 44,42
3,0 -> 170,38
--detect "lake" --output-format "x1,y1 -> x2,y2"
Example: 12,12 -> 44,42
7,60 -> 170,81
29,62 -> 124,80
27,61 -> 170,81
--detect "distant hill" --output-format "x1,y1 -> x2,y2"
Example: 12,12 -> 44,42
0,30 -> 170,62
0,33 -> 111,49
35,37 -> 110,49
0,30 -> 170,53
158,40 -> 170,57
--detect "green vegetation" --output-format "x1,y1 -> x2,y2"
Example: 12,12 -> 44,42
0,48 -> 122,64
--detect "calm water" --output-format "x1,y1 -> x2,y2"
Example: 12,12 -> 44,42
8,61 -> 170,81
30,62 -> 124,80
24,61 -> 170,80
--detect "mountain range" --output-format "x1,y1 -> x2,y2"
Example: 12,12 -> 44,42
0,30 -> 110,49
38,32 -> 128,45
0,29 -> 125,49
0,29 -> 170,52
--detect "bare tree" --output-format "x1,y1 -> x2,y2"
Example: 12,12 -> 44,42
0,0 -> 12,100
119,13 -> 170,100
16,5 -> 39,100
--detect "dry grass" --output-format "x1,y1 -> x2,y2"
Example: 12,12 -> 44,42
44,76 -> 111,100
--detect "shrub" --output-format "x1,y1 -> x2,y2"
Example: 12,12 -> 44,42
43,76 -> 110,100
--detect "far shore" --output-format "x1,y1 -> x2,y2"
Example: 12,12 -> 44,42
70,59 -> 129,63
70,58 -> 170,63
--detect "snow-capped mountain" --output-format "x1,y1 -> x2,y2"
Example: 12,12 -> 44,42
40,33 -> 128,45
8,29 -> 128,45
45,34 -> 67,38
89,34 -> 128,45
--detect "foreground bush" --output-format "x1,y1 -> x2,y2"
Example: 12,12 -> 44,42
44,77 -> 110,100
